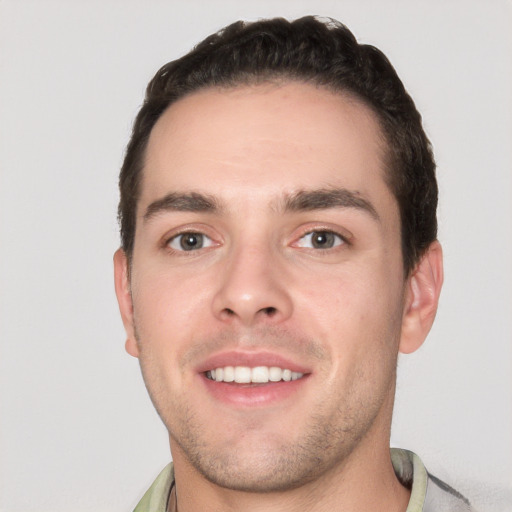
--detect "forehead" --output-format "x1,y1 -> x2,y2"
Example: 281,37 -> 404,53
140,81 -> 395,217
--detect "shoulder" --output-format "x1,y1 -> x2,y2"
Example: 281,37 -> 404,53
133,463 -> 174,512
424,472 -> 475,512
391,448 -> 477,512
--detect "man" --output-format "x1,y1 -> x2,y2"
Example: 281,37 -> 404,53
114,16 -> 474,511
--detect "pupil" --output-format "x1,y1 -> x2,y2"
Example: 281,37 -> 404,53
312,231 -> 334,248
180,233 -> 203,250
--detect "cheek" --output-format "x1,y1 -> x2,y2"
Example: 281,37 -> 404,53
131,269 -> 213,352
302,262 -> 400,306
131,272 -> 209,402
293,259 -> 405,352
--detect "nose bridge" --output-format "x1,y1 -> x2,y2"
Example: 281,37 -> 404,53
212,236 -> 293,325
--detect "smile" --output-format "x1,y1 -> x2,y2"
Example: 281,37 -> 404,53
206,366 -> 304,384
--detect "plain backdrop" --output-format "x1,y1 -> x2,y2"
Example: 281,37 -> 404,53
1,1 -> 511,511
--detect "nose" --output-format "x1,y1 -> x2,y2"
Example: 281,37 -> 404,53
212,243 -> 293,326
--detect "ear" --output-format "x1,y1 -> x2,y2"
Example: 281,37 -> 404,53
113,248 -> 139,358
399,241 -> 444,354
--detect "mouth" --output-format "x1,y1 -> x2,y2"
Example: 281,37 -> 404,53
198,354 -> 310,406
205,366 -> 304,384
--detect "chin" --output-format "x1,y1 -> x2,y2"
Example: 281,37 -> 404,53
194,448 -> 327,493
173,421 -> 354,494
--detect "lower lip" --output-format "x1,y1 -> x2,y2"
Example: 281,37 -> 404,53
200,374 -> 308,407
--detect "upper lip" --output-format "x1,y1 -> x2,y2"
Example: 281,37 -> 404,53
195,350 -> 310,374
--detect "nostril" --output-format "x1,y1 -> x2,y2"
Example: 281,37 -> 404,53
261,307 -> 277,316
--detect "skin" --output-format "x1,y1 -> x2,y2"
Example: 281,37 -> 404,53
114,81 -> 443,512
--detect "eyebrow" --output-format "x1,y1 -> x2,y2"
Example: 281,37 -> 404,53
281,188 -> 379,220
142,187 -> 379,222
143,192 -> 220,222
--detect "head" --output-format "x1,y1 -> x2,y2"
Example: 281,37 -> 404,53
114,16 -> 443,497
119,16 -> 437,275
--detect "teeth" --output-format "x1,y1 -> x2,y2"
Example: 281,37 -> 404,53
251,366 -> 269,383
269,366 -> 282,382
206,366 -> 304,383
234,366 -> 251,383
223,366 -> 235,382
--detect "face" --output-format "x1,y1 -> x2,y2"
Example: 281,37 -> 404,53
116,82 -> 418,492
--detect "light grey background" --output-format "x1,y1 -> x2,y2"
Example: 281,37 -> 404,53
1,1 -> 511,511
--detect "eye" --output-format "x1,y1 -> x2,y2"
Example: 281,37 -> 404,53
167,232 -> 214,252
295,231 -> 345,249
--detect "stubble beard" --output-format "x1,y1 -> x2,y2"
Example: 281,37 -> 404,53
167,400 -> 376,493
144,366 -> 396,494
135,324 -> 398,494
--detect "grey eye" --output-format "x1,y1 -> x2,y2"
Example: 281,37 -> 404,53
297,231 -> 343,249
168,233 -> 213,251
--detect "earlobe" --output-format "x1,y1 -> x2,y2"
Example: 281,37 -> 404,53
113,248 -> 140,358
399,241 -> 444,354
